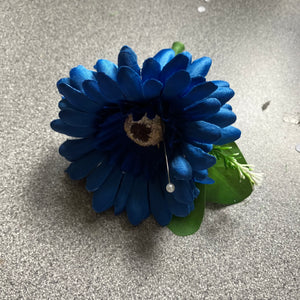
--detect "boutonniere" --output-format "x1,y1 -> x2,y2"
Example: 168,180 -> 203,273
51,42 -> 262,235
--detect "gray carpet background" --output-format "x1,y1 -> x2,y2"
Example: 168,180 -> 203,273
1,0 -> 299,299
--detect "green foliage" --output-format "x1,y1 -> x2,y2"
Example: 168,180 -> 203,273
210,143 -> 262,186
206,142 -> 255,205
167,184 -> 206,236
171,42 -> 185,55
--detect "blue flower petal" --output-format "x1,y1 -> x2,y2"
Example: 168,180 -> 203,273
181,51 -> 192,63
209,87 -> 235,105
214,126 -> 241,145
223,103 -> 232,110
94,59 -> 118,81
143,79 -> 163,100
132,111 -> 145,121
190,76 -> 206,87
117,66 -> 143,101
160,53 -> 190,82
118,46 -> 140,75
141,58 -> 161,82
183,76 -> 207,96
160,173 -> 194,217
126,176 -> 150,225
86,159 -> 115,192
58,77 -> 71,85
183,98 -> 221,121
114,173 -> 135,215
193,169 -> 214,184
57,80 -> 102,113
188,142 -> 213,153
97,126 -> 123,145
186,56 -> 212,78
193,169 -> 208,180
171,179 -> 194,204
167,199 -> 194,217
162,70 -> 190,99
82,80 -> 108,107
191,181 -> 200,199
99,112 -> 124,129
182,121 -> 221,144
183,143 -> 216,171
92,167 -> 123,213
121,150 -> 137,174
59,109 -> 98,127
97,118 -> 122,138
59,137 -> 98,161
204,107 -> 237,128
149,177 -> 172,226
153,48 -> 175,68
98,132 -> 125,151
211,80 -> 230,87
69,65 -> 96,91
97,134 -> 125,155
97,72 -> 124,103
66,150 -> 105,180
58,98 -> 77,111
198,177 -> 215,184
50,119 -> 97,137
131,152 -> 143,177
97,113 -> 124,144
182,82 -> 218,108
170,155 -> 192,180
107,141 -> 129,166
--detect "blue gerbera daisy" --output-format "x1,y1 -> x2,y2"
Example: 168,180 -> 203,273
51,45 -> 241,226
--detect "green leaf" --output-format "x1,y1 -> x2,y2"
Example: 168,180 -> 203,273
171,41 -> 185,55
167,184 -> 205,236
206,142 -> 253,205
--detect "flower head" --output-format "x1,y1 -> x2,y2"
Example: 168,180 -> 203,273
51,45 -> 241,226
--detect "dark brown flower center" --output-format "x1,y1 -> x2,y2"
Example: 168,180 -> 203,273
124,114 -> 163,147
130,123 -> 151,142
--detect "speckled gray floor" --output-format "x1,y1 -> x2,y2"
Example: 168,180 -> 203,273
1,0 -> 299,299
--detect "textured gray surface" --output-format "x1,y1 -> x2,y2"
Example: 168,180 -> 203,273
1,0 -> 299,299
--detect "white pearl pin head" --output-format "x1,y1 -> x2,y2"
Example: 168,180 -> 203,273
166,183 -> 175,193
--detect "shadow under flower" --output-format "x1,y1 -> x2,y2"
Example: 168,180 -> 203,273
25,148 -> 160,259
205,202 -> 227,211
202,202 -> 241,239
